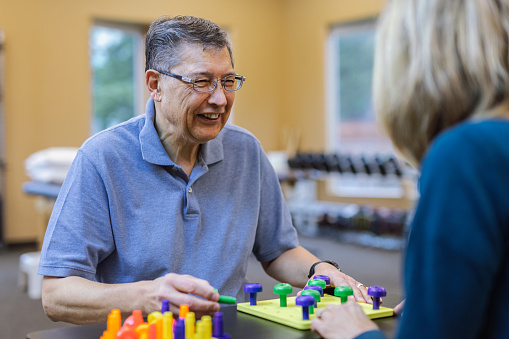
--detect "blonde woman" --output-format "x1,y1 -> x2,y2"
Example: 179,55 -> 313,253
311,0 -> 509,338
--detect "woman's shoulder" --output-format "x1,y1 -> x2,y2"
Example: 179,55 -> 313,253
419,119 -> 509,185
447,118 -> 509,135
426,119 -> 509,161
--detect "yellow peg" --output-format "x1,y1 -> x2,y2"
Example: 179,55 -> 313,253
163,311 -> 174,339
148,311 -> 163,323
185,312 -> 196,339
201,315 -> 212,339
195,320 -> 204,339
136,323 -> 150,339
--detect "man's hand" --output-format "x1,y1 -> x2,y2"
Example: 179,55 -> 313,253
310,262 -> 372,303
150,273 -> 220,318
311,302 -> 379,339
261,246 -> 373,303
42,274 -> 221,324
393,298 -> 405,315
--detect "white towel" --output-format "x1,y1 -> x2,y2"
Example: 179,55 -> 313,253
24,147 -> 78,185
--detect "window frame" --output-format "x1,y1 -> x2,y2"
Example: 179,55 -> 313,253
324,18 -> 411,199
90,20 -> 148,135
326,18 -> 379,155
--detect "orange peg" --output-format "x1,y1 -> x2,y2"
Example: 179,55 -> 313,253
116,327 -> 138,339
148,323 -> 157,339
107,309 -> 121,335
179,304 -> 189,319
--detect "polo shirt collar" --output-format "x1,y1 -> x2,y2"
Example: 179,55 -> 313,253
200,136 -> 223,165
139,98 -> 224,166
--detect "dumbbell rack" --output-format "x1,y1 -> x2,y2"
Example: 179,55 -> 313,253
283,152 -> 418,250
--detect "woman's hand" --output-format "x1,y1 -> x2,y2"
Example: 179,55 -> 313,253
311,302 -> 379,339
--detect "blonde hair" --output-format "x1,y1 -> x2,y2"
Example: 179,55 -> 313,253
373,0 -> 509,167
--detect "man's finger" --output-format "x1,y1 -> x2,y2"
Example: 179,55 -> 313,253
165,273 -> 219,300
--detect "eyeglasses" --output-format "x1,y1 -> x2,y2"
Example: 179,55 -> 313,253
156,70 -> 246,92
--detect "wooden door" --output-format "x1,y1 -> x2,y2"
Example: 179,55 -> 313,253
0,29 -> 5,248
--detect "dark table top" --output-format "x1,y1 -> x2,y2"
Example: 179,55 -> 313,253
27,294 -> 402,339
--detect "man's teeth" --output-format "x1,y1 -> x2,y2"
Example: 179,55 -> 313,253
203,113 -> 219,119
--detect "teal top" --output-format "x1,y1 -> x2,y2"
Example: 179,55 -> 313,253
358,119 -> 509,339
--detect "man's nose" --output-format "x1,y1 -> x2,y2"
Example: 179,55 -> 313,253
208,83 -> 228,106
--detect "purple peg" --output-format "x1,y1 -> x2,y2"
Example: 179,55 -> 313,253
213,312 -> 231,339
161,299 -> 170,314
244,283 -> 263,305
313,274 -> 331,286
173,318 -> 185,339
295,295 -> 315,320
368,286 -> 387,310
304,284 -> 324,297
213,312 -> 224,336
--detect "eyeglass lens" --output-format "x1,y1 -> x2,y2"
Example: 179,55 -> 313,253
193,75 -> 242,92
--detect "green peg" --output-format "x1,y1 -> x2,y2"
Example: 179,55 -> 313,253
301,289 -> 321,314
218,295 -> 236,304
334,286 -> 353,304
274,283 -> 293,307
307,278 -> 327,290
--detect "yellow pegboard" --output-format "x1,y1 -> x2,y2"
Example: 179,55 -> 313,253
237,294 -> 394,330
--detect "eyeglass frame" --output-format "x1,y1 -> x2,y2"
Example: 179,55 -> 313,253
154,70 -> 246,92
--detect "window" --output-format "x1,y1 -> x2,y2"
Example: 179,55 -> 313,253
327,19 -> 394,155
90,22 -> 146,135
326,20 -> 408,198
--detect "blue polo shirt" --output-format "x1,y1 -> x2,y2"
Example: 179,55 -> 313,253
39,98 -> 299,301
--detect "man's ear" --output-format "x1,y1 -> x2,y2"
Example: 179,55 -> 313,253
146,70 -> 162,102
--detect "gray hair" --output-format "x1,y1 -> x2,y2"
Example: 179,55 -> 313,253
145,15 -> 234,72
373,0 -> 509,167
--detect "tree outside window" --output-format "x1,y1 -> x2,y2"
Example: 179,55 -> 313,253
90,24 -> 145,135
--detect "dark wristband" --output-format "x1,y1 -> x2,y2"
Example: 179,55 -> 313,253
308,260 -> 341,279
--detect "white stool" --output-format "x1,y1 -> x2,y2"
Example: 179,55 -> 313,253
18,251 -> 43,299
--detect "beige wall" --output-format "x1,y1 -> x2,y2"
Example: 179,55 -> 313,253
280,0 -> 386,152
0,0 -> 385,243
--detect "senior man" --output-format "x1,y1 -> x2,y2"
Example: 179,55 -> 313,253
39,15 -> 370,325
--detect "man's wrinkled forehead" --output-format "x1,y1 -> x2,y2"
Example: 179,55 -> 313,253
170,43 -> 234,72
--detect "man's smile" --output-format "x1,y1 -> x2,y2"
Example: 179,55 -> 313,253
200,113 -> 221,120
